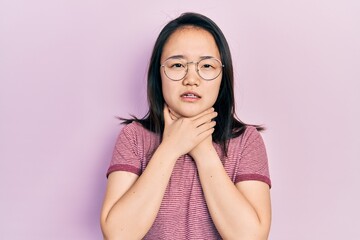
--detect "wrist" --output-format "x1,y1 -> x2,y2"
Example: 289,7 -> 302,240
193,149 -> 221,172
157,142 -> 182,160
191,143 -> 217,163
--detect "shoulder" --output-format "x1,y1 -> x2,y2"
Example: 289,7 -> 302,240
232,125 -> 263,144
117,121 -> 160,149
228,126 -> 266,155
120,121 -> 155,137
242,126 -> 263,144
120,121 -> 142,133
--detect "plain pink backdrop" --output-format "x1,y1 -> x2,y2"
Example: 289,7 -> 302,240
1,0 -> 359,239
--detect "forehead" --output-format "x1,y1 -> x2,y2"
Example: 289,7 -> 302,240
161,27 -> 220,60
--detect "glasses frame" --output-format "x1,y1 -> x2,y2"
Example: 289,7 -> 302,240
160,57 -> 224,81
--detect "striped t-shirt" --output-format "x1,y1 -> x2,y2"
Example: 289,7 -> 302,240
107,121 -> 271,239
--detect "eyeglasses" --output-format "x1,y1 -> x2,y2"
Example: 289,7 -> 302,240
160,57 -> 224,81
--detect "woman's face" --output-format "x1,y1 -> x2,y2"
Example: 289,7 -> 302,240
160,27 -> 222,118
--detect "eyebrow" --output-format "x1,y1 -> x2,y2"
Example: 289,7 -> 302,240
164,55 -> 215,61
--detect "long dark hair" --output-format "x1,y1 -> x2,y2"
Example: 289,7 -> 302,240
121,12 -> 263,155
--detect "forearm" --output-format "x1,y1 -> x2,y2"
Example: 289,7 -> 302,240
194,149 -> 268,240
102,144 -> 178,240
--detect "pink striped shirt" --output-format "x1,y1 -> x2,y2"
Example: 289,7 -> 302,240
107,122 -> 271,239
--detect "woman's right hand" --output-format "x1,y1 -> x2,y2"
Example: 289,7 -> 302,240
161,105 -> 217,157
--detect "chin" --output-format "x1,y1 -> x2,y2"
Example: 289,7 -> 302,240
167,102 -> 212,118
177,108 -> 204,118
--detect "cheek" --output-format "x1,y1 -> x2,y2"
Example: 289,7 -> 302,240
161,76 -> 174,103
210,81 -> 221,103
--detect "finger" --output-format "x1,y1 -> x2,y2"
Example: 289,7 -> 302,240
194,111 -> 218,128
191,107 -> 215,122
196,125 -> 215,142
169,111 -> 178,121
163,105 -> 173,125
196,120 -> 216,135
168,108 -> 179,120
169,108 -> 180,118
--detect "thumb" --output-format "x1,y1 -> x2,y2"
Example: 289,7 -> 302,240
163,104 -> 173,126
168,108 -> 180,120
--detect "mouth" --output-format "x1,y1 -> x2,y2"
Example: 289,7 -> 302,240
180,91 -> 201,99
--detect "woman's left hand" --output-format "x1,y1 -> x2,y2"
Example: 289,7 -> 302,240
168,108 -> 216,161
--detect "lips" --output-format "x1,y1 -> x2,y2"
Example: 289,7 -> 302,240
180,91 -> 201,99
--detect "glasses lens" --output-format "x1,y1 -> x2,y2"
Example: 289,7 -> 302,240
198,58 -> 223,80
162,58 -> 223,81
163,58 -> 187,81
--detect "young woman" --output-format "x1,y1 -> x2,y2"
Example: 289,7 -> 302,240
100,12 -> 271,240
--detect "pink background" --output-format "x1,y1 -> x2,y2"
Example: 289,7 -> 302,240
1,0 -> 359,239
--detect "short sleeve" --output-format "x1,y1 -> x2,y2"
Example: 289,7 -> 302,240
235,127 -> 271,188
106,123 -> 142,177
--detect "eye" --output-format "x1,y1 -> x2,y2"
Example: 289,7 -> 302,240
202,64 -> 214,69
200,62 -> 215,70
171,63 -> 185,68
199,58 -> 221,71
165,59 -> 186,69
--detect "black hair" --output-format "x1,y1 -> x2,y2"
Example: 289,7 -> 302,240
121,12 -> 264,156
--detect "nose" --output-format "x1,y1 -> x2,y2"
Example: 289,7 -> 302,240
182,62 -> 200,86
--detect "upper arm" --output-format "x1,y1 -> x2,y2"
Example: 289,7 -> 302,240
101,123 -> 141,223
100,171 -> 139,223
236,180 -> 272,233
